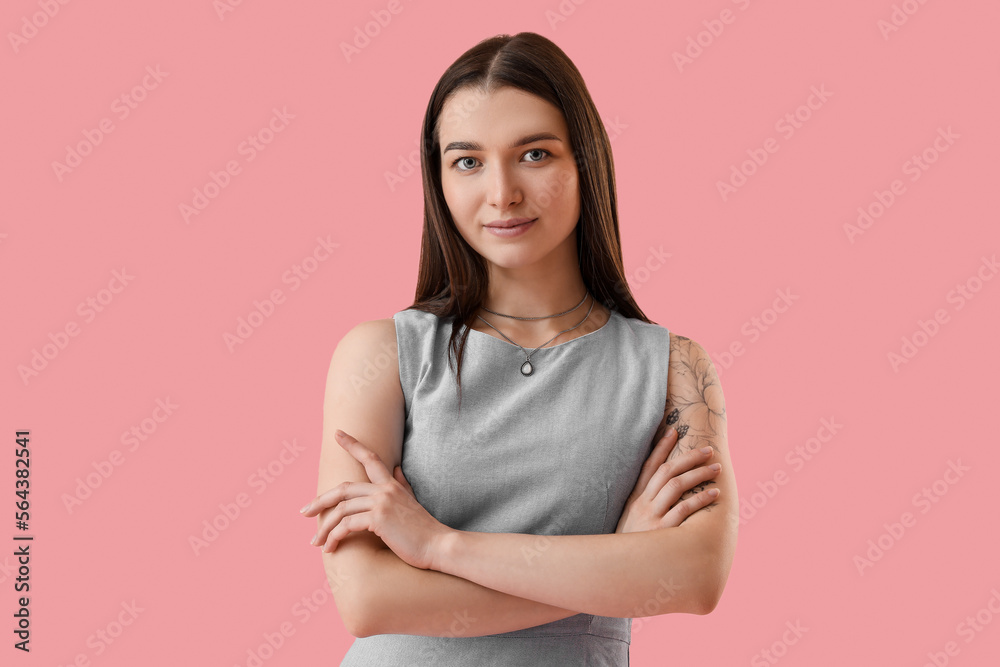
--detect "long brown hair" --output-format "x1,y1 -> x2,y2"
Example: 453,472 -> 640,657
406,31 -> 654,405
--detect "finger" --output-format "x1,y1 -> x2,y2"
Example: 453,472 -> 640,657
301,480 -> 376,517
336,430 -> 392,484
642,445 -> 714,501
312,496 -> 374,547
394,466 -> 415,496
661,487 -> 721,526
322,512 -> 370,553
630,428 -> 678,498
651,463 -> 722,515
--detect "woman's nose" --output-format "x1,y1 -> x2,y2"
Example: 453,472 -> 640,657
485,163 -> 522,208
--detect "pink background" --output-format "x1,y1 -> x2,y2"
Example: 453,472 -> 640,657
3,1 -> 999,665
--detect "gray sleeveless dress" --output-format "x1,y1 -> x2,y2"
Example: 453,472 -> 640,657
339,306 -> 671,666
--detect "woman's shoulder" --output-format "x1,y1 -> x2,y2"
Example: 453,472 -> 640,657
614,312 -> 709,359
614,310 -> 672,342
390,306 -> 441,323
390,306 -> 455,337
342,307 -> 437,336
339,307 -> 449,356
335,316 -> 399,359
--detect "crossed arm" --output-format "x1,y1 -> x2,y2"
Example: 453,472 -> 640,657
312,320 -> 737,638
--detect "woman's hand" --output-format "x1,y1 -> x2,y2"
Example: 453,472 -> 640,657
615,427 -> 722,534
300,429 -> 454,571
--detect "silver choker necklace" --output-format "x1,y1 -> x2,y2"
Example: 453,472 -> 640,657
480,291 -> 588,320
475,294 -> 595,376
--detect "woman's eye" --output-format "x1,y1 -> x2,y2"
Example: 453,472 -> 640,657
450,149 -> 551,172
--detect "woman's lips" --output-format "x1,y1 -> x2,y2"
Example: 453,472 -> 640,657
484,218 -> 536,237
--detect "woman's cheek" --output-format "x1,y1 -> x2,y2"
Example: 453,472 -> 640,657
536,172 -> 576,214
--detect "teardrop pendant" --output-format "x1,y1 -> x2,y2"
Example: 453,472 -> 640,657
520,360 -> 533,376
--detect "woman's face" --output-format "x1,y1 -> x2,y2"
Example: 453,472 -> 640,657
438,86 -> 580,271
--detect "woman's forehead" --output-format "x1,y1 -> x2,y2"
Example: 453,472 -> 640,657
438,88 -> 567,145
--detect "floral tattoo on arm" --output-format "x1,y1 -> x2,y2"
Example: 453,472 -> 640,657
661,333 -> 727,512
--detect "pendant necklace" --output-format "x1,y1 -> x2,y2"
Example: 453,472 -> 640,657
475,292 -> 595,376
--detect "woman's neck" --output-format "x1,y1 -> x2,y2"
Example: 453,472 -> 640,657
472,289 -> 609,348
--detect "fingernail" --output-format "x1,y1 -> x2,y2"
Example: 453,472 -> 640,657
708,488 -> 720,497
709,463 -> 721,471
700,446 -> 713,454
300,504 -> 310,513
667,427 -> 676,438
310,533 -> 318,544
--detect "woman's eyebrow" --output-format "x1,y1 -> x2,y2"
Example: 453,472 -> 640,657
443,132 -> 563,154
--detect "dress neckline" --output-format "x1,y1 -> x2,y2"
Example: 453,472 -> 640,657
461,309 -> 618,350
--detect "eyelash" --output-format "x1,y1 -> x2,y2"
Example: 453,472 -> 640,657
449,148 -> 552,172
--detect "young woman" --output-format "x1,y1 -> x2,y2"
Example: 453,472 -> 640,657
301,32 -> 737,666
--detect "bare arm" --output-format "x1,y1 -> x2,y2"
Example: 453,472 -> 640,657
317,319 -> 581,638
657,333 -> 738,610
395,332 -> 739,619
